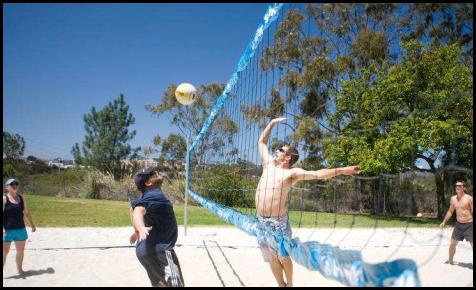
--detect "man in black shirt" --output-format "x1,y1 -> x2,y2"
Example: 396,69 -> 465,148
130,167 -> 184,287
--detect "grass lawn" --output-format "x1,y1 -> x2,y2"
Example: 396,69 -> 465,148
25,195 -> 442,228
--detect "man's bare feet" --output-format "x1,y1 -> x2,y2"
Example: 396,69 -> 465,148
444,260 -> 454,265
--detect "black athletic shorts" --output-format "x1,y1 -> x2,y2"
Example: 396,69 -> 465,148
451,221 -> 473,242
137,249 -> 184,287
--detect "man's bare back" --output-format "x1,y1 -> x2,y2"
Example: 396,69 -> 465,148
451,194 -> 473,223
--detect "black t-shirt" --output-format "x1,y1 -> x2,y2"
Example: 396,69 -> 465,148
131,188 -> 178,257
3,194 -> 26,230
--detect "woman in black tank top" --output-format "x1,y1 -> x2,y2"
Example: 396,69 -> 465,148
3,178 -> 36,274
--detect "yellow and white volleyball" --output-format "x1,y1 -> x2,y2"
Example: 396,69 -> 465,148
416,213 -> 423,218
175,83 -> 197,105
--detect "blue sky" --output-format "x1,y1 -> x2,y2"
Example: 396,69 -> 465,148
3,3 -> 270,159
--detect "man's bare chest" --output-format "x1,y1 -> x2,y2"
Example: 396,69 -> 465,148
454,198 -> 470,211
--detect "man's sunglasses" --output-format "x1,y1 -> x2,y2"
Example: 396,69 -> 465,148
456,185 -> 464,188
276,147 -> 288,154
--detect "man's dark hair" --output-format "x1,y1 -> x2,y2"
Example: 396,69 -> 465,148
287,146 -> 299,166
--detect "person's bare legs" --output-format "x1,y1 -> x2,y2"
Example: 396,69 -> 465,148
269,257 -> 287,287
281,257 -> 293,287
446,239 -> 458,264
3,242 -> 12,269
14,240 -> 26,274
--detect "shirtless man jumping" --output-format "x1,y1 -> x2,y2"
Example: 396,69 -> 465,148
439,180 -> 473,265
256,117 -> 359,287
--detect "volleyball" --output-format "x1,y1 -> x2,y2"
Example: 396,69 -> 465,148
175,83 -> 197,105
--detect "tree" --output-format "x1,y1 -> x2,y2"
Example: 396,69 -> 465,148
26,156 -> 51,174
3,132 -> 26,161
71,94 -> 139,180
161,134 -> 186,162
325,42 -> 472,218
403,3 -> 473,64
3,163 -> 16,178
153,135 -> 162,147
142,146 -> 157,157
159,134 -> 187,178
140,135 -> 162,159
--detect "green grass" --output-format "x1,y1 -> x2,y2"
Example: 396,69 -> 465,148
26,195 -> 225,227
26,195 -> 442,228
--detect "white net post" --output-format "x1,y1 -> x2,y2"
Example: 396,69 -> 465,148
184,134 -> 190,236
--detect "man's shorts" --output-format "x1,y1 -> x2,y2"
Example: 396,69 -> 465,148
3,228 -> 28,242
137,249 -> 184,287
257,215 -> 292,263
452,221 -> 473,242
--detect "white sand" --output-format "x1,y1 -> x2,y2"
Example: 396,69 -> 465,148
3,227 -> 473,287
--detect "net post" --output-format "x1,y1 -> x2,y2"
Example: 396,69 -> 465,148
184,134 -> 190,236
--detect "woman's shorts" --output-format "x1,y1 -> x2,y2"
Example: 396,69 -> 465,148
3,228 -> 28,242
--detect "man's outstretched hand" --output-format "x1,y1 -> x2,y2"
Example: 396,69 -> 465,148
343,166 -> 360,176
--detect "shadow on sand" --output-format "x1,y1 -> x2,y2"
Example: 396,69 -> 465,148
4,267 -> 55,279
454,262 -> 473,270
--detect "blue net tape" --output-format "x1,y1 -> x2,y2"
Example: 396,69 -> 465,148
186,3 -> 421,287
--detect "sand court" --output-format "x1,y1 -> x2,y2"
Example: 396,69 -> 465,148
3,227 -> 473,287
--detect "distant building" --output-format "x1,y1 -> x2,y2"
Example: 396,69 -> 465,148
121,158 -> 159,168
47,158 -> 76,169
120,158 -> 185,171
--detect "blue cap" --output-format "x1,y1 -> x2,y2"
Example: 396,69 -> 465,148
5,178 -> 19,186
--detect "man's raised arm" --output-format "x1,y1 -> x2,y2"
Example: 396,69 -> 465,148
258,117 -> 286,166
